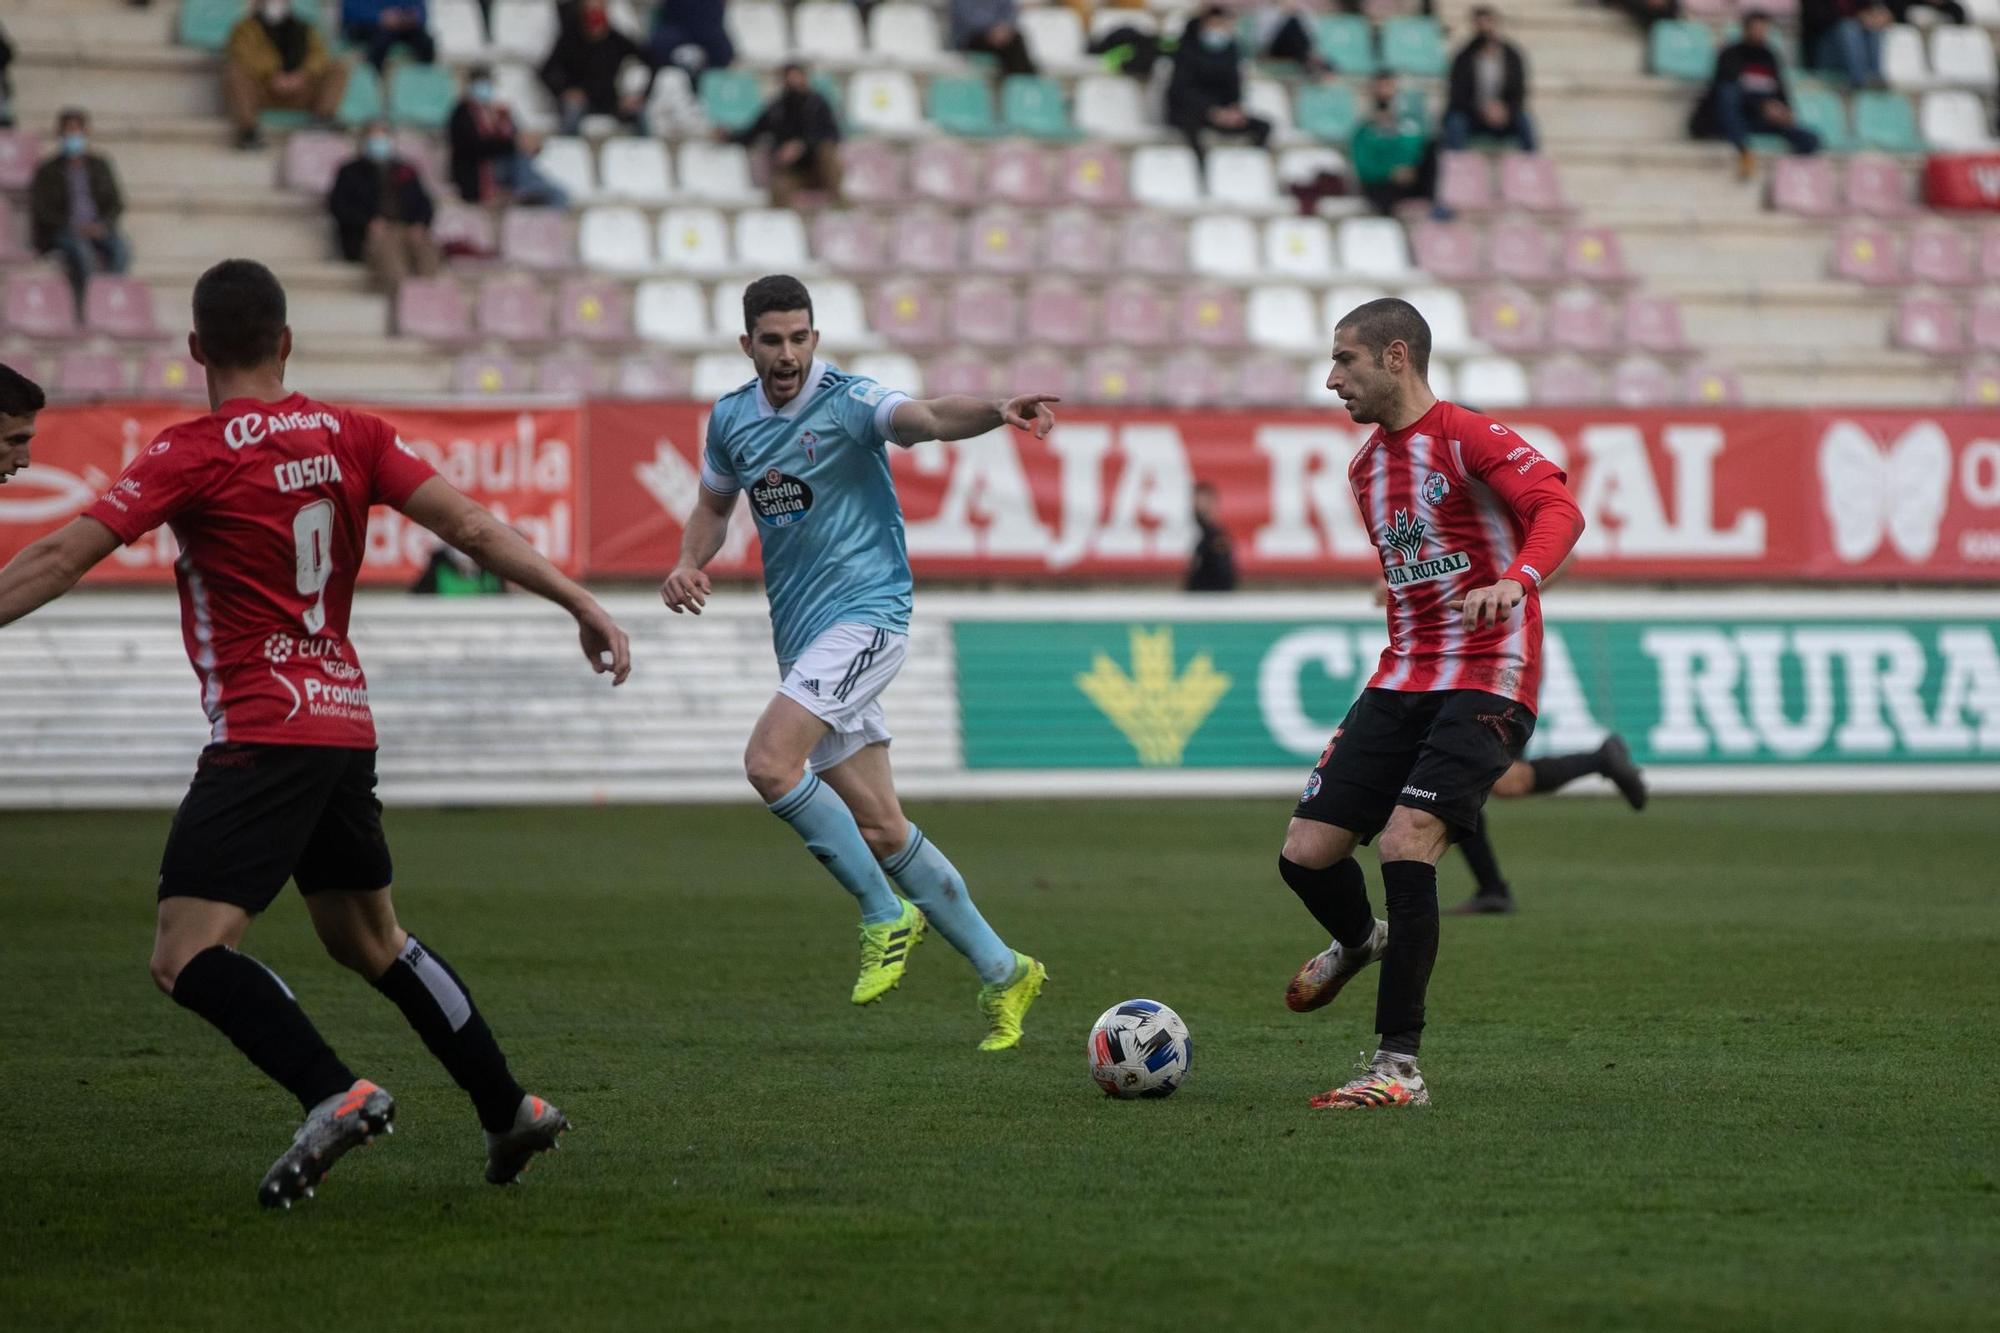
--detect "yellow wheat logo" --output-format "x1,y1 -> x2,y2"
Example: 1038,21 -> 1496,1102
1074,628 -> 1233,767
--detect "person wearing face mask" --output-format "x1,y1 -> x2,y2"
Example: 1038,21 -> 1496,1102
539,0 -> 649,137
225,0 -> 351,150
1165,7 -> 1272,160
342,0 -> 437,75
950,0 -> 1038,77
328,121 -> 441,292
1443,6 -> 1535,153
448,65 -> 569,208
732,64 -> 843,208
1351,73 -> 1441,217
30,109 -> 133,315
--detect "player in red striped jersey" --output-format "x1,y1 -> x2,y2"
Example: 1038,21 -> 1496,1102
1276,297 -> 1585,1110
0,260 -> 632,1207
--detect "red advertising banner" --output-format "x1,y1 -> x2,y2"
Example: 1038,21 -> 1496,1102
0,402 -> 585,584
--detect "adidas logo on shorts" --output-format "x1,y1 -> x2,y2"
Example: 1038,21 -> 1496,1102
800,679 -> 821,696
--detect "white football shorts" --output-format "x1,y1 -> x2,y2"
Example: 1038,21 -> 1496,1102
777,622 -> 909,773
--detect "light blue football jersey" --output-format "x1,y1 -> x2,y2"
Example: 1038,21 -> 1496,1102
700,360 -> 914,668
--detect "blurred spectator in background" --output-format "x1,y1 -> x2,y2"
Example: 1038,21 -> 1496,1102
1444,7 -> 1536,151
1352,74 -> 1440,216
1186,482 -> 1237,592
734,63 -> 843,207
1803,0 -> 1891,87
1692,11 -> 1820,178
1166,6 -> 1272,158
329,120 -> 440,291
541,0 -> 648,135
342,0 -> 437,73
225,0 -> 350,150
951,0 -> 1038,76
413,543 -> 506,595
449,65 -> 569,207
650,0 -> 734,80
1241,3 -> 1326,74
0,21 -> 15,128
30,110 -> 132,315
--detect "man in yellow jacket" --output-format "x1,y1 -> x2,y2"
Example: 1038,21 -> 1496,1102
225,0 -> 351,149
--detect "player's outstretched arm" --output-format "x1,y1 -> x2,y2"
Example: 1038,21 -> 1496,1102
660,484 -> 736,615
398,476 -> 632,685
0,517 -> 122,630
889,393 -> 1059,445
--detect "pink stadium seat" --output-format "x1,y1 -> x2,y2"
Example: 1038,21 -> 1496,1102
1844,155 -> 1915,217
965,208 -> 1038,274
1531,355 -> 1606,405
1025,280 -> 1096,346
1102,282 -> 1173,347
1906,224 -> 1975,286
1969,291 -> 2000,351
1683,362 -> 1743,406
889,212 -> 959,273
1040,208 -> 1111,273
500,209 -> 576,270
433,202 -> 498,258
1490,219 -> 1556,283
1832,221 -> 1901,285
1120,214 -> 1186,276
1410,220 -> 1484,282
1154,349 -> 1226,408
1562,227 -> 1633,284
1611,355 -> 1679,407
841,139 -> 907,204
872,279 -> 945,344
910,139 -> 982,204
949,281 -> 1022,346
1681,0 -> 1732,15
986,142 -> 1055,206
1980,226 -> 2000,281
1060,143 -> 1128,207
1548,288 -> 1618,353
535,354 -> 602,396
1771,156 -> 1842,218
1893,295 -> 1963,354
281,130 -> 353,194
395,277 -> 472,341
453,352 -> 533,395
1958,363 -> 2000,406
1436,152 -> 1495,213
557,277 -> 632,342
813,211 -> 890,272
0,131 -> 41,190
1079,350 -> 1151,405
1005,349 -> 1073,399
1499,153 -> 1567,213
0,196 -> 27,260
136,348 -> 204,398
54,350 -> 131,399
5,271 -> 78,338
1178,286 -> 1245,348
1758,0 -> 1797,15
612,353 -> 688,398
1472,286 -> 1546,354
477,275 -> 554,342
924,351 -> 999,396
1236,355 -> 1298,407
84,276 -> 159,339
395,132 -> 449,195
1624,294 -> 1691,354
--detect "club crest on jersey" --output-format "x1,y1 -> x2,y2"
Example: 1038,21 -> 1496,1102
1422,472 -> 1449,506
801,430 -> 819,464
1382,508 -> 1427,560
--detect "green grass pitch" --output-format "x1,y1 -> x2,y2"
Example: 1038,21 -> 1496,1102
2,794 -> 1997,1332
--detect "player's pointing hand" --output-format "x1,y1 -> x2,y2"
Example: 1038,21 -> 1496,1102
661,565 -> 711,615
578,604 -> 632,685
1001,394 -> 1060,440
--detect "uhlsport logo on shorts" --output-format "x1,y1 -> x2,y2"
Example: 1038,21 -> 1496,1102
750,468 -> 814,527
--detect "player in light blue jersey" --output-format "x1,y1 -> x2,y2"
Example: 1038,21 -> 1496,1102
661,275 -> 1055,1051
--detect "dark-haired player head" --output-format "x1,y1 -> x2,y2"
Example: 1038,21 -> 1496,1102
0,362 -> 47,486
1326,297 -> 1435,432
739,273 -> 818,410
188,257 -> 294,411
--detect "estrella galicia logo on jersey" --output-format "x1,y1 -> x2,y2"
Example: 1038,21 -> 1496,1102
750,468 -> 814,526
1422,472 -> 1449,506
1382,508 -> 1427,560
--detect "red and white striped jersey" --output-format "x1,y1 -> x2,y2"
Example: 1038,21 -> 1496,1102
1348,399 -> 1584,712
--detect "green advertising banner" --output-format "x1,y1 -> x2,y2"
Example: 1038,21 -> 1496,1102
954,613 -> 2000,771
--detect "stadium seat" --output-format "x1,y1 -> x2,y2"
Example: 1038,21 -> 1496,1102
83,277 -> 159,340
1299,356 -> 1344,409
693,352 -> 753,399
1530,355 -> 1606,406
280,130 -> 352,194
1894,294 -> 1963,353
1792,85 -> 1854,152
1075,76 -> 1151,142
1312,14 -> 1376,73
1246,285 -> 1323,352
1969,291 -> 2000,351
1264,217 -> 1336,279
1958,362 -> 2000,406
1907,223 -> 1976,284
1770,155 -> 1842,216
813,211 -> 889,272
949,281 -> 1023,346
928,75 -> 998,137
872,279 -> 944,344
611,353 -> 687,397
500,208 -> 575,270
51,350 -> 129,400
1245,79 -> 1297,145
1179,286 -> 1246,347
1002,76 -> 1074,140
476,275 -> 554,343
1833,220 -> 1902,283
1296,82 -> 1360,144
924,351 -> 998,396
848,70 -> 924,135
810,279 -> 878,348
492,0 -> 558,58
733,209 -> 809,270
1490,219 -> 1556,283
556,277 -> 632,342
1132,146 -> 1205,212
1967,0 -> 2000,23
1411,220 -> 1484,282
1060,144 -> 1129,207
1624,294 -> 1692,354
966,208 -> 1039,274
1981,226 -> 2000,281
849,351 -> 923,390
1020,7 -> 1092,75
1844,154 -> 1916,215
1276,146 -> 1348,189
726,1 -> 791,65
869,2 -> 947,68
579,207 -> 654,274
1920,90 -> 1998,148
910,139 -> 983,203
1883,24 -> 1934,86
389,63 -> 457,128
1191,214 -> 1261,278
1002,349 -> 1074,400
676,141 -> 761,205
0,131 -> 39,191
795,2 -> 866,64
1325,286 -> 1389,335
889,211 -> 960,272
1458,355 -> 1531,408
136,349 -> 203,398
1040,209 -> 1112,273
0,197 -> 22,261
1403,286 -> 1475,356
1025,280 -> 1097,347
1436,151 -> 1496,213
1102,282 -> 1174,347
494,62 -> 556,133
1473,286 -> 1545,354
535,137 -> 599,205
335,62 -> 385,127
1079,350 -> 1150,405
453,351 -> 532,396
986,142 -> 1056,206
1852,90 -> 1925,152
1338,217 -> 1415,279
1563,227 -> 1633,284
1235,355 -> 1299,407
1611,355 -> 1679,407
178,0 -> 244,50
530,355 -> 597,396
1548,288 -> 1618,353
1155,349 -> 1227,409
1668,364 -> 1736,409
1650,20 -> 1717,80
634,279 -> 711,346
1206,146 -> 1283,213
4,272 -> 76,339
1381,17 -> 1446,76
600,138 -> 673,204
698,68 -> 765,133
840,138 -> 906,203
1499,153 -> 1568,213
1121,214 -> 1188,275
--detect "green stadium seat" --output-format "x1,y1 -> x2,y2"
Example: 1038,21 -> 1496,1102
1296,81 -> 1359,143
928,74 -> 997,137
700,68 -> 764,134
1792,85 -> 1852,151
335,61 -> 384,127
178,0 -> 243,50
1396,86 -> 1429,123
1002,75 -> 1073,139
1380,17 -> 1445,78
1854,90 -> 1923,152
1312,15 -> 1375,75
387,63 -> 457,129
1649,21 -> 1716,81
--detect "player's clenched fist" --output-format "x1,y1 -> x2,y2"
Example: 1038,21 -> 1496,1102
1448,578 -> 1526,632
661,565 -> 711,615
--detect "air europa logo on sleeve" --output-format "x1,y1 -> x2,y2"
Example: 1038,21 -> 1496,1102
750,468 -> 814,526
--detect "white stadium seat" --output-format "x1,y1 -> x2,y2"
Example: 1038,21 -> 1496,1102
676,141 -> 762,205
727,1 -> 793,66
1244,78 -> 1297,144
1247,284 -> 1324,352
1339,216 -> 1415,279
534,137 -> 598,205
494,63 -> 555,132
1206,145 -> 1283,212
1301,359 -> 1343,407
849,351 -> 923,390
1074,76 -> 1152,142
1324,287 -> 1389,334
847,70 -> 925,135
694,353 -> 755,399
1131,145 -> 1204,211
1427,359 -> 1457,401
1190,215 -> 1261,279
809,279 -> 881,348
1090,8 -> 1158,38
733,209 -> 812,270
794,3 -> 867,65
659,207 -> 734,274
434,0 -> 490,60
1883,24 -> 1934,87
1277,146 -> 1349,187
1964,0 -> 2000,26
1402,286 -> 1476,355
1921,89 -> 1998,148
1263,217 -> 1336,279
491,0 -> 557,59
634,279 -> 713,346
868,3 -> 948,68
1020,7 -> 1093,74
579,207 -> 653,274
1930,25 -> 1999,86
600,137 -> 674,204
1459,355 -> 1530,407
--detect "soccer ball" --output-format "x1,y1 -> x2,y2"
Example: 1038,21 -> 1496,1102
1088,999 -> 1192,1099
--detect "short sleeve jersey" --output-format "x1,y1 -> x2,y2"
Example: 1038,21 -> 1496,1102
1350,399 -> 1568,710
700,360 -> 913,668
85,392 -> 438,748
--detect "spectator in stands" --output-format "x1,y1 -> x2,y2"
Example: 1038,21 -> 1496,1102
342,0 -> 437,74
541,0 -> 648,136
0,21 -> 14,129
1166,6 -> 1273,158
1444,7 -> 1536,152
328,120 -> 441,292
650,0 -> 734,80
1692,11 -> 1820,179
448,65 -> 569,207
1803,0 -> 1891,88
30,110 -> 132,316
950,0 -> 1038,77
733,63 -> 844,208
224,0 -> 351,150
1352,74 -> 1441,217
1241,4 -> 1327,74
1185,482 -> 1237,593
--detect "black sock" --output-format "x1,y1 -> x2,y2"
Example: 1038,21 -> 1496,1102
1457,814 -> 1509,898
1375,861 -> 1440,1057
171,946 -> 356,1114
1531,749 -> 1604,793
372,936 -> 526,1133
1278,855 -> 1375,949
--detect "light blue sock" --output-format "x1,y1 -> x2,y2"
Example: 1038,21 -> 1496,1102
882,825 -> 1016,984
767,773 -> 903,925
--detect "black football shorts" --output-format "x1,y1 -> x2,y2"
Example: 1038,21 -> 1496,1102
1293,689 -> 1535,842
158,744 -> 393,911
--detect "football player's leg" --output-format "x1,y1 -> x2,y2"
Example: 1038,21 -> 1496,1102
747,690 -> 901,926
1447,811 -> 1515,914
